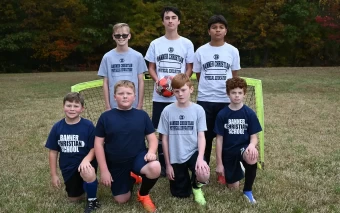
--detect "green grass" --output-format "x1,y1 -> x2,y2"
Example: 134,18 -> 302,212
1,67 -> 340,212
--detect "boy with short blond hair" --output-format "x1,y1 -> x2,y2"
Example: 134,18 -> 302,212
45,92 -> 100,213
158,73 -> 210,206
98,23 -> 147,110
214,77 -> 262,204
94,80 -> 160,212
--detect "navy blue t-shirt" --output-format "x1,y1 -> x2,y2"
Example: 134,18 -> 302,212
95,108 -> 155,166
45,118 -> 96,182
214,105 -> 262,156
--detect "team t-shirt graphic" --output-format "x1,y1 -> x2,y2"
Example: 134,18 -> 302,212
111,58 -> 133,77
224,119 -> 248,134
203,54 -> 231,81
169,115 -> 194,135
157,47 -> 184,75
58,134 -> 85,153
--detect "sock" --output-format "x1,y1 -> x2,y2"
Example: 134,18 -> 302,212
192,180 -> 206,189
139,176 -> 158,196
83,179 -> 98,200
130,176 -> 136,192
158,140 -> 165,169
242,161 -> 257,191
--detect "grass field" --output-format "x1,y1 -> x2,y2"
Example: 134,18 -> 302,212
0,67 -> 339,213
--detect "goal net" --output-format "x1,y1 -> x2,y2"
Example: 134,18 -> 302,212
71,74 -> 265,168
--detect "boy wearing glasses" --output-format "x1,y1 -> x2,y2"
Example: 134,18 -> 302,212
98,23 -> 148,111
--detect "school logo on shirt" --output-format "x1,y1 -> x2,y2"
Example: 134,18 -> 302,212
156,47 -> 184,75
202,54 -> 232,81
119,58 -> 125,63
169,120 -> 194,135
224,119 -> 248,134
58,134 -> 85,153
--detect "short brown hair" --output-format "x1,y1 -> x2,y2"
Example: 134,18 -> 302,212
114,80 -> 135,94
171,73 -> 193,89
113,23 -> 130,33
63,92 -> 84,107
226,77 -> 247,95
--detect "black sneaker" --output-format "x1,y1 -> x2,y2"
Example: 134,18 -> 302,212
84,199 -> 100,213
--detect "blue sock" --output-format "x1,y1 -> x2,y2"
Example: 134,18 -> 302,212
83,179 -> 98,200
243,191 -> 256,203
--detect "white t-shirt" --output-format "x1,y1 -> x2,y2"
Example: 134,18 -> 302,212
157,103 -> 207,164
145,36 -> 194,103
193,43 -> 241,103
98,48 -> 147,108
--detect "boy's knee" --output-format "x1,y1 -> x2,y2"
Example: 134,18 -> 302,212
80,168 -> 96,182
142,161 -> 161,179
113,193 -> 131,204
196,171 -> 210,183
227,181 -> 239,190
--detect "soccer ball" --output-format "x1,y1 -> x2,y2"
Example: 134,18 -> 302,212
156,76 -> 174,97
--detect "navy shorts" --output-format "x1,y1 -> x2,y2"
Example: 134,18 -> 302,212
65,161 -> 97,197
197,101 -> 229,141
222,145 -> 248,184
108,150 -> 148,196
170,151 -> 203,198
152,102 -> 172,128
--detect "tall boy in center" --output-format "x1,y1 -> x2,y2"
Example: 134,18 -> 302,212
145,6 -> 195,176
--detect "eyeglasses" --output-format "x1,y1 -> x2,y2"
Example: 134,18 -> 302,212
113,34 -> 129,39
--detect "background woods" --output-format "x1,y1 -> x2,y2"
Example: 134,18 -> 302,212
0,0 -> 339,72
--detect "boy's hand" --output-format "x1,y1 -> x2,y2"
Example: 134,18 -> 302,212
100,170 -> 113,187
215,164 -> 225,177
245,144 -> 258,161
166,165 -> 175,181
51,175 -> 61,189
144,152 -> 157,162
195,158 -> 210,175
78,159 -> 93,173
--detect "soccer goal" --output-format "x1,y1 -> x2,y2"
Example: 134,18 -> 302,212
71,74 -> 265,169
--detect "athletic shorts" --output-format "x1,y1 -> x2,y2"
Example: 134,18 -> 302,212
222,145 -> 248,184
170,151 -> 203,198
108,150 -> 148,196
65,161 -> 97,197
152,101 -> 172,128
197,101 -> 229,141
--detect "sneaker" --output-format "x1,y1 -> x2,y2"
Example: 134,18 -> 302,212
217,175 -> 226,185
192,188 -> 206,205
131,172 -> 142,184
243,191 -> 257,204
137,190 -> 156,212
84,198 -> 100,213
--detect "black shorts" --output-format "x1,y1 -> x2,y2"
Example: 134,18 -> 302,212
222,145 -> 248,184
152,101 -> 172,128
65,171 -> 84,198
64,161 -> 97,198
108,150 -> 148,196
169,151 -> 202,198
197,101 -> 229,141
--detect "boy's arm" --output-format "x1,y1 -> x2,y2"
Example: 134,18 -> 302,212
196,131 -> 209,173
103,77 -> 111,110
148,62 -> 158,82
185,63 -> 193,77
215,134 -> 225,176
137,73 -> 144,109
78,148 -> 95,172
232,70 -> 238,77
94,136 -> 113,186
48,150 -> 61,188
144,132 -> 158,161
162,134 -> 175,180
